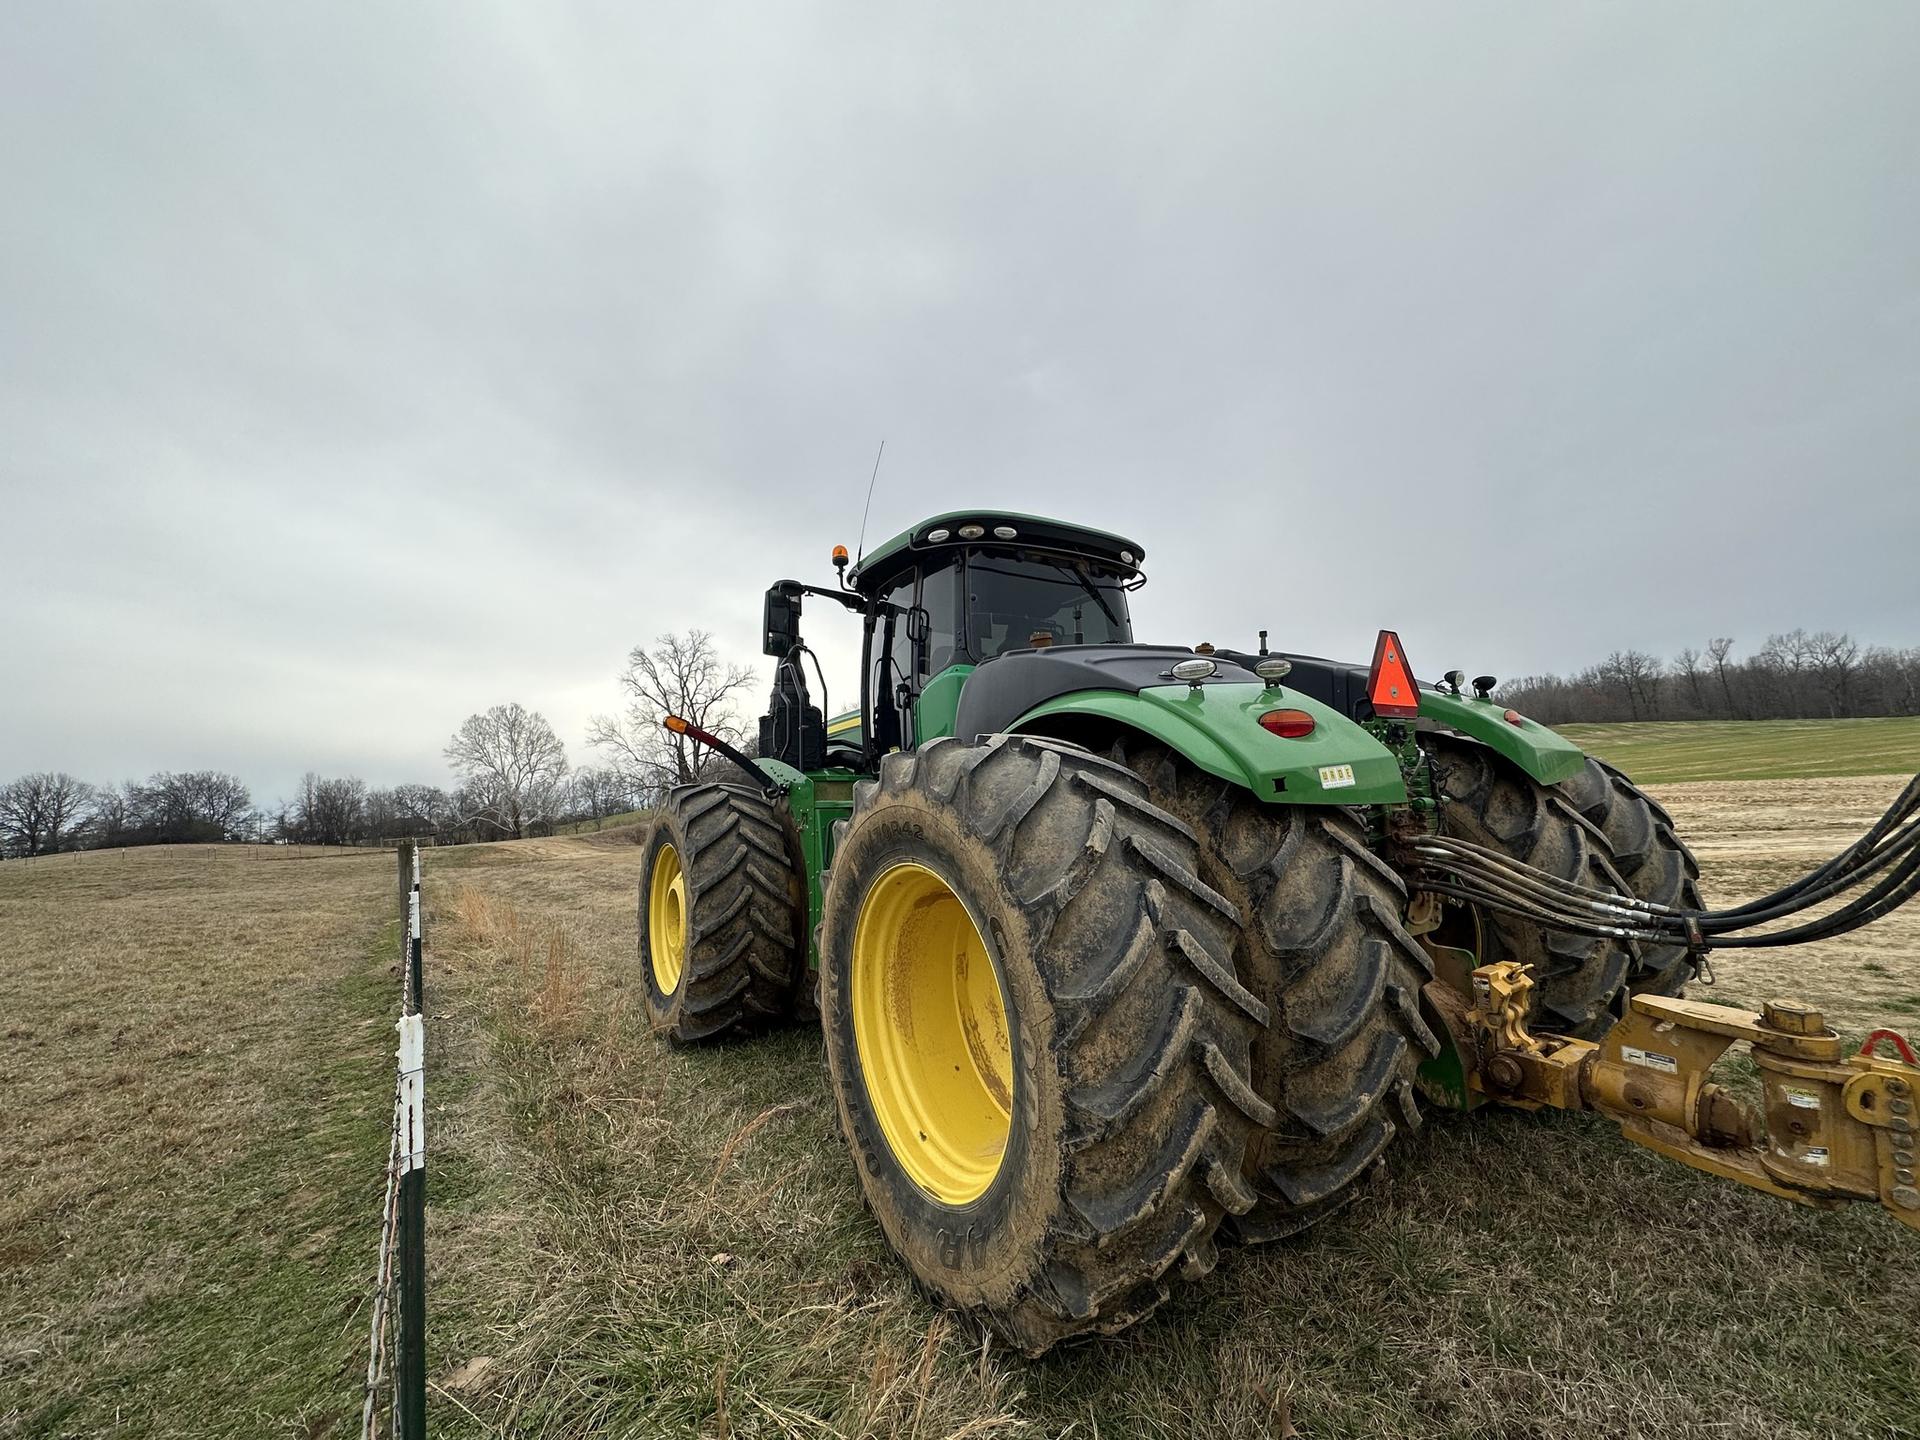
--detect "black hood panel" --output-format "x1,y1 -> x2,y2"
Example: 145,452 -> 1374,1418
953,645 -> 1258,741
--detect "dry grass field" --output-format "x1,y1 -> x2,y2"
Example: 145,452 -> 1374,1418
4,770 -> 1919,1438
0,845 -> 398,1439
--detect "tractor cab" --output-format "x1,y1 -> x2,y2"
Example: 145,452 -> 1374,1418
759,512 -> 1145,770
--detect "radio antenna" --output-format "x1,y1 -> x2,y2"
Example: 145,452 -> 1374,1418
855,439 -> 886,564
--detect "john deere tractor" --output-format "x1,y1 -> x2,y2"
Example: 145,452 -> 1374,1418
639,511 -> 1920,1354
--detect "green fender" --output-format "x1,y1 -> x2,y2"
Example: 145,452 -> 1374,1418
1010,683 -> 1408,805
1417,689 -> 1587,786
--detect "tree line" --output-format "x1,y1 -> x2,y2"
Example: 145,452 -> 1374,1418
1498,631 -> 1920,725
0,702 -> 650,859
0,769 -> 255,856
2,632 -> 747,861
12,624 -> 1914,857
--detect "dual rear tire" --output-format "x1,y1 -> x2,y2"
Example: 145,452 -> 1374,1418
639,731 -> 1694,1351
1420,735 -> 1703,1036
1105,738 -> 1439,1242
817,736 -> 1273,1353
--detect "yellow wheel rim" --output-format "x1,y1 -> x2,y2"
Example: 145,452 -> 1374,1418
851,862 -> 1013,1205
648,842 -> 688,994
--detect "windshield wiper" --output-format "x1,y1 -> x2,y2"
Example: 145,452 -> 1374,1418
1049,561 -> 1121,633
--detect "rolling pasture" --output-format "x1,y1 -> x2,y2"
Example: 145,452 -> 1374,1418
3,719 -> 1918,1438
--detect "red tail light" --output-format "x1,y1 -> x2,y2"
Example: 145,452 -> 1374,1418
1258,708 -> 1316,739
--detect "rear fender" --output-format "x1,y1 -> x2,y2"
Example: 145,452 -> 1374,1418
1010,684 -> 1408,805
1418,690 -> 1587,786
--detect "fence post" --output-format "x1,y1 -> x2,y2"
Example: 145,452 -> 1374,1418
407,843 -> 423,1018
395,839 -> 426,1439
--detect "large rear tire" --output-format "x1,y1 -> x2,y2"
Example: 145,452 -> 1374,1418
817,735 -> 1272,1354
1420,734 -> 1636,1037
1557,756 -> 1703,1000
640,783 -> 805,1042
1105,738 -> 1438,1242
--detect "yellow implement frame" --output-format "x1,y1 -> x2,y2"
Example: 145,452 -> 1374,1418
1434,961 -> 1920,1232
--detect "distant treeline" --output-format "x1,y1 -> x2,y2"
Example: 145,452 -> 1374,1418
1499,631 -> 1920,725
0,765 -> 644,859
270,768 -> 641,848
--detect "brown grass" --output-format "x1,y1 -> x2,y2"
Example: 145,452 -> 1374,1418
7,774 -> 1919,1439
417,782 -> 1920,1440
0,844 -> 398,1439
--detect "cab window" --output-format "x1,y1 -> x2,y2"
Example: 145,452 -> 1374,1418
920,556 -> 963,676
962,552 -> 1132,661
883,570 -> 916,689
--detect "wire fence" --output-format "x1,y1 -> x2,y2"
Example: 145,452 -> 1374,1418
363,841 -> 427,1440
3,841 -> 420,864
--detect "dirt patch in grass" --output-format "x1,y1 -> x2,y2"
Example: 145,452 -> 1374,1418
1648,775 -> 1920,1036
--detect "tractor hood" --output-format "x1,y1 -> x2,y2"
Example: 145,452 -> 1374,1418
957,645 -> 1409,805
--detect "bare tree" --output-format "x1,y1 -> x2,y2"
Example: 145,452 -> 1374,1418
293,773 -> 368,845
587,630 -> 757,796
1629,651 -> 1665,718
1674,646 -> 1708,714
1706,636 -> 1739,718
117,771 -> 252,844
1601,650 -> 1663,719
88,781 -> 136,849
445,703 -> 569,839
567,765 -> 627,826
391,783 -> 454,839
0,772 -> 95,856
1756,629 -> 1821,716
1809,630 -> 1861,717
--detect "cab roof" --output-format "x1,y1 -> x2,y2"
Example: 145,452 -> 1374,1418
848,511 -> 1145,593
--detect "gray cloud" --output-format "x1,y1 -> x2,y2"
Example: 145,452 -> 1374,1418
4,4 -> 1917,801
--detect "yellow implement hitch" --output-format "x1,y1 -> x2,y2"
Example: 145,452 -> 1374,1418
1447,961 -> 1920,1231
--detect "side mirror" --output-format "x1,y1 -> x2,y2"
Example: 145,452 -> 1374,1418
763,584 -> 801,657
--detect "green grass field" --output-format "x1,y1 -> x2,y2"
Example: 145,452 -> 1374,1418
1555,716 -> 1920,784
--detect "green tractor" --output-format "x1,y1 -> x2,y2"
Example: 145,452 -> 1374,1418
639,511 -> 1920,1353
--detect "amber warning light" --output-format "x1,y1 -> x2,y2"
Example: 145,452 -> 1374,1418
663,714 -> 721,748
1367,629 -> 1421,719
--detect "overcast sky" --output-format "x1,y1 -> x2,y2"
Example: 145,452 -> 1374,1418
4,4 -> 1917,803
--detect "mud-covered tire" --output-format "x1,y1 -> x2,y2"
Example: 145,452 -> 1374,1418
1105,738 -> 1438,1242
1420,734 -> 1636,1037
817,735 -> 1272,1354
639,783 -> 805,1042
1557,756 -> 1703,1000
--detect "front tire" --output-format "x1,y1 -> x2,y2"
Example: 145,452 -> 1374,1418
640,783 -> 804,1042
818,736 -> 1272,1354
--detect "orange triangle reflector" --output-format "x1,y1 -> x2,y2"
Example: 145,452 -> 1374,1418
1368,630 -> 1421,718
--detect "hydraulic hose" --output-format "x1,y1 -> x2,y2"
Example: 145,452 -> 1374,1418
1406,767 -> 1920,955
